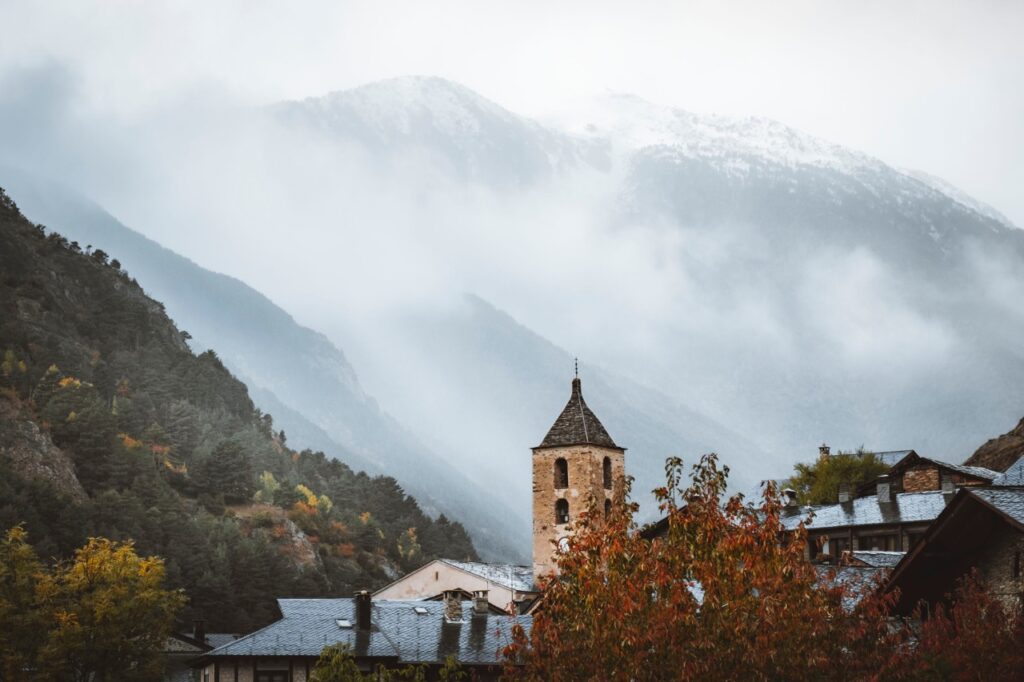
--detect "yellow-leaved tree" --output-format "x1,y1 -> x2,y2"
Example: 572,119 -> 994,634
0,527 -> 185,681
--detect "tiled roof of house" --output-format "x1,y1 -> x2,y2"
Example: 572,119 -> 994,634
206,599 -> 527,665
204,634 -> 240,649
537,378 -> 619,449
441,560 -> 536,593
866,450 -> 914,466
992,457 -> 1024,486
930,460 -> 1000,481
968,487 -> 1024,528
782,490 -> 950,531
850,551 -> 905,568
815,565 -> 885,611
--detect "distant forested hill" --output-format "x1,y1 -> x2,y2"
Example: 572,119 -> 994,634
0,186 -> 476,633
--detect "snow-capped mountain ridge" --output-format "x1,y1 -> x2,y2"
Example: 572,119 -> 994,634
279,77 -> 1011,234
556,92 -> 882,175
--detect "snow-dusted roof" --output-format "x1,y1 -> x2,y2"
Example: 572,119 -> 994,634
206,598 -> 526,664
783,490 -> 950,531
441,560 -> 536,593
992,457 -> 1024,486
850,551 -> 905,569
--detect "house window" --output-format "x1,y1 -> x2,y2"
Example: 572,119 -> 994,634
554,458 -> 569,489
604,498 -> 612,517
603,457 -> 612,489
859,534 -> 899,551
555,498 -> 569,524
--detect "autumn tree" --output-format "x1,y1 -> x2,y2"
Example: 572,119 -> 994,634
787,449 -> 890,505
504,454 -> 898,681
0,526 -> 49,680
0,528 -> 185,682
884,572 -> 1024,681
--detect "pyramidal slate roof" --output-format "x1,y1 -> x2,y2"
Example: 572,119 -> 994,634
536,378 -> 621,450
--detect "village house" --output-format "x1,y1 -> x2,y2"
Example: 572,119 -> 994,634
885,457 -> 1024,616
197,591 -> 526,681
780,447 -> 999,562
373,558 -> 538,614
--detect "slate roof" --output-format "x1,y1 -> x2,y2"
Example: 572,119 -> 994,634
968,487 -> 1024,528
815,565 -> 886,611
991,457 -> 1024,486
441,560 -> 536,593
850,551 -> 905,568
537,378 -> 620,449
862,450 -> 914,466
205,634 -> 240,649
782,490 -> 950,531
206,599 -> 528,665
885,451 -> 998,480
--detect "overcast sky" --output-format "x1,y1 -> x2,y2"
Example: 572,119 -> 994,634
0,0 -> 1022,225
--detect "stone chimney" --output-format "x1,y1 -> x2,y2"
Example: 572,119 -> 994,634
819,443 -> 831,457
782,488 -> 799,508
442,590 -> 463,623
838,482 -> 851,504
472,590 -> 489,615
876,475 -> 892,504
355,590 -> 372,631
941,474 -> 955,494
192,619 -> 206,644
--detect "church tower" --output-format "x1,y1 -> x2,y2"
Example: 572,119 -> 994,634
532,376 -> 626,578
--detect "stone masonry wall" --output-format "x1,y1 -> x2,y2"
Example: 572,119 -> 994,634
532,444 -> 625,577
902,466 -> 940,492
977,524 -> 1024,611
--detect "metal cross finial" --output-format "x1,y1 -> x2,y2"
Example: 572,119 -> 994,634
574,358 -> 578,378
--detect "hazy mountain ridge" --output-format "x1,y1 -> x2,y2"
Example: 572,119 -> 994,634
279,76 -> 1024,472
0,170 -> 525,561
0,185 -> 478,631
336,295 -> 767,523
276,75 -> 608,187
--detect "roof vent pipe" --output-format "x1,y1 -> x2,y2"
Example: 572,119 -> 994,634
355,590 -> 372,631
941,474 -> 955,494
877,475 -> 892,504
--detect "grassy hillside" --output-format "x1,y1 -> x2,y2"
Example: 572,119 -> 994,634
0,186 -> 476,633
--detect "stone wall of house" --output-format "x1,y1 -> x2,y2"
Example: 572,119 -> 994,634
977,524 -> 1024,610
532,444 -> 625,577
902,466 -> 940,492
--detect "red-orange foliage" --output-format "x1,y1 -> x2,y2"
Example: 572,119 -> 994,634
503,454 -> 1024,681
885,572 -> 1024,681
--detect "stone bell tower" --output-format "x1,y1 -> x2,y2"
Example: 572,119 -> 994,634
532,375 -> 626,578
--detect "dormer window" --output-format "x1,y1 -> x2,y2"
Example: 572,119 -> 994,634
554,458 -> 568,489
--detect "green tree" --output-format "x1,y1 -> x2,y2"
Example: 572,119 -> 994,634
202,440 -> 254,504
786,449 -> 889,505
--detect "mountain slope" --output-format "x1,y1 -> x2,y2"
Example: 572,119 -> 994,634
965,416 -> 1024,472
0,169 -> 525,561
0,185 -> 477,632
